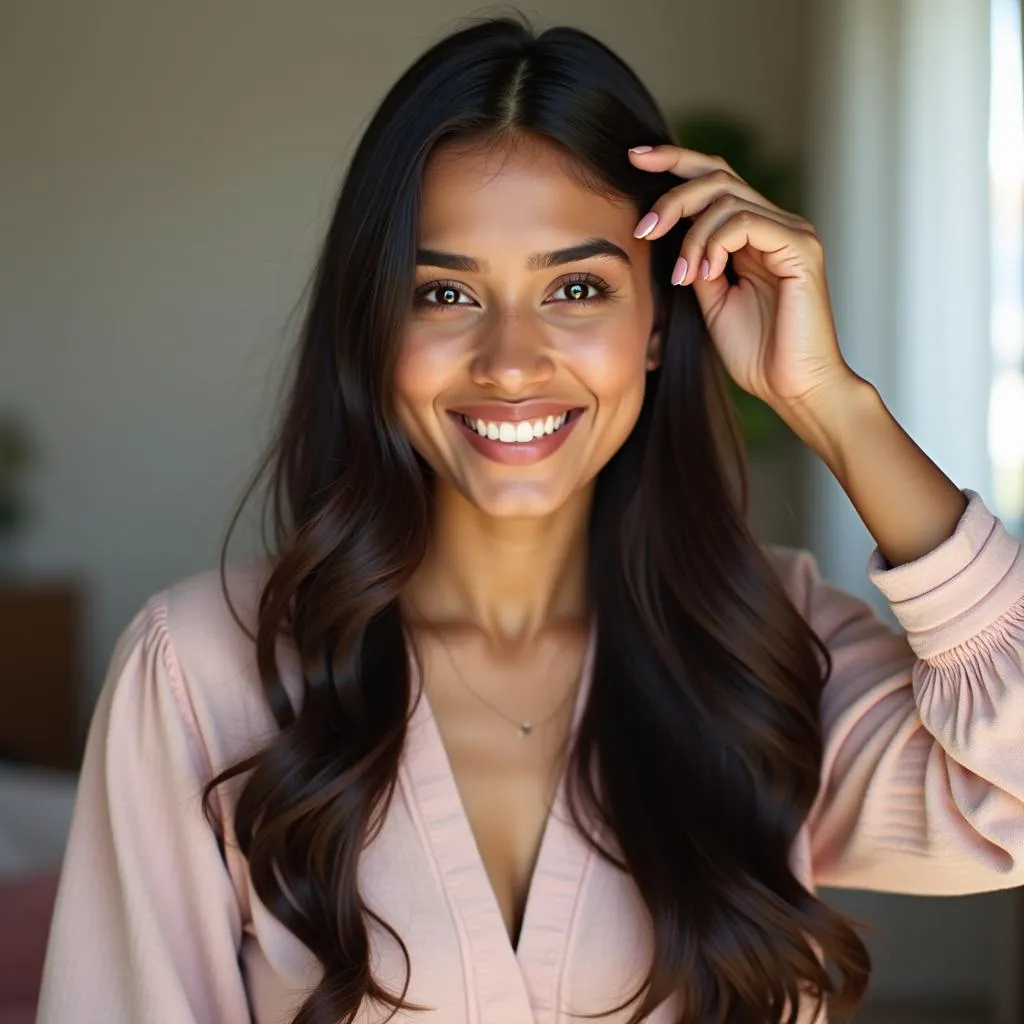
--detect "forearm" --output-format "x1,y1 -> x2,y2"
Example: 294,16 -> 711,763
775,374 -> 969,568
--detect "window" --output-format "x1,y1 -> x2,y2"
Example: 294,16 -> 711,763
989,0 -> 1024,536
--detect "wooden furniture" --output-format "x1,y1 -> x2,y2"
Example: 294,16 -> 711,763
0,581 -> 83,770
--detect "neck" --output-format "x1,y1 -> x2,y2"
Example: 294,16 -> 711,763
401,478 -> 592,648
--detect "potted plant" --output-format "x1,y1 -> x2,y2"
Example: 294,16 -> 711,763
0,414 -> 34,577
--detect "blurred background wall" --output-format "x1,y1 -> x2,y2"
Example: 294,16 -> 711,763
1,1 -> 1021,1021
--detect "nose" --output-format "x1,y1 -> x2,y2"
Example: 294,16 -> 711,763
468,311 -> 556,394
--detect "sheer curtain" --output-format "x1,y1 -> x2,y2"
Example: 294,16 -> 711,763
991,0 -> 1024,538
804,0 -> 992,607
804,3 -> 1019,1021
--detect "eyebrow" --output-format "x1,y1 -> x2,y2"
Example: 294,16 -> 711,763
415,237 -> 632,273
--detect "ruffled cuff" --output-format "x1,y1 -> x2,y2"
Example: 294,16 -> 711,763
867,488 -> 1024,660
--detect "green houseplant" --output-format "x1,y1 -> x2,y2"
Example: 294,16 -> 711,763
0,414 -> 34,564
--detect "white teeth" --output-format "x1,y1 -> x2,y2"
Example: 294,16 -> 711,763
460,411 -> 576,444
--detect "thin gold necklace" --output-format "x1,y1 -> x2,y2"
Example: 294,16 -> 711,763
409,606 -> 584,738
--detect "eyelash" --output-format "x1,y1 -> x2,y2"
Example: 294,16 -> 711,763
413,272 -> 615,310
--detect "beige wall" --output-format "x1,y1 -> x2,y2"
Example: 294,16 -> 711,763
1,0 -> 813,714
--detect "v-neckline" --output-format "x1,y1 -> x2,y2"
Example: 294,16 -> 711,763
398,619 -> 599,1023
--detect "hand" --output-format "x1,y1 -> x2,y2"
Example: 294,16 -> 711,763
628,144 -> 858,411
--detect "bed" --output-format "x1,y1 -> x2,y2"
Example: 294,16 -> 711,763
0,759 -> 78,1024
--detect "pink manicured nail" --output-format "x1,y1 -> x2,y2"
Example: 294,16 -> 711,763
671,256 -> 688,285
700,258 -> 710,280
634,211 -> 659,238
629,145 -> 653,154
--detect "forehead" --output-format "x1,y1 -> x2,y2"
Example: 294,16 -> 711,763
417,135 -> 635,249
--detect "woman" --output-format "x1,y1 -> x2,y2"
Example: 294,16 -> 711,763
37,15 -> 1024,1024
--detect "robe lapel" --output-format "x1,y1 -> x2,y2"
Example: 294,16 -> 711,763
399,620 -> 598,1024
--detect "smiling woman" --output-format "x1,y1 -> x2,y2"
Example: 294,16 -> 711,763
36,12 -> 1024,1024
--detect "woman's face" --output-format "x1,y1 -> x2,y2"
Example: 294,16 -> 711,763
394,133 -> 662,520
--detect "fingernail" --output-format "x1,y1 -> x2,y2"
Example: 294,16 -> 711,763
700,258 -> 710,280
629,145 -> 653,154
671,256 -> 688,286
634,211 -> 659,238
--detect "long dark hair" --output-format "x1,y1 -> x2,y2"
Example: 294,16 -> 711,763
201,13 -> 871,1023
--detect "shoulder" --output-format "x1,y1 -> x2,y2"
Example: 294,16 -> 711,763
159,557 -> 273,668
141,556 -> 296,770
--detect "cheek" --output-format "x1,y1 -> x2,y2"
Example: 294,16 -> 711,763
567,320 -> 653,463
567,318 -> 651,401
392,327 -> 454,422
390,341 -> 429,458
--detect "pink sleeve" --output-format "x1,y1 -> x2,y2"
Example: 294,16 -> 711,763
792,489 -> 1024,893
36,594 -> 252,1023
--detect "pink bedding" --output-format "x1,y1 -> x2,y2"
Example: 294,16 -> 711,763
0,870 -> 59,1023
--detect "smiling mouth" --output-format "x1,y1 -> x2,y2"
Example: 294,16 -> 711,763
453,408 -> 584,444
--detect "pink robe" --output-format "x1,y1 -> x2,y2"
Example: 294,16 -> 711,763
36,489 -> 1024,1023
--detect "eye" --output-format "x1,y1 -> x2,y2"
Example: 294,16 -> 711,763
547,273 -> 613,306
414,280 -> 476,308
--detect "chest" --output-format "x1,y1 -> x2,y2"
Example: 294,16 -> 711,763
407,625 -> 590,950
245,768 -> 673,1024
381,692 -> 673,1024
430,694 -> 571,949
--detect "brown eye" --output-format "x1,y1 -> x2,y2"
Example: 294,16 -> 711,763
549,275 -> 611,305
555,281 -> 595,301
415,281 -> 474,308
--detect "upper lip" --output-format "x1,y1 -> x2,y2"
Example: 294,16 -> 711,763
449,401 -> 584,422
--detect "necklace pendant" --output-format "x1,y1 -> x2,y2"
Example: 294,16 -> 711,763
518,721 -> 533,737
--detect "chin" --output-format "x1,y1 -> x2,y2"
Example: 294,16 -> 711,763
463,480 -> 576,519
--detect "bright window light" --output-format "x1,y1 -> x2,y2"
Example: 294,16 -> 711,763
989,0 -> 1024,529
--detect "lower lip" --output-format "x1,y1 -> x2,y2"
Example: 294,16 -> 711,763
449,410 -> 584,464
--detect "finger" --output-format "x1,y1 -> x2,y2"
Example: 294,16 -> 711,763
628,144 -> 742,184
674,197 -> 804,286
699,209 -> 822,284
633,168 -> 783,241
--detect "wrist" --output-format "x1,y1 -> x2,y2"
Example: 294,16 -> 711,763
773,372 -> 882,477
